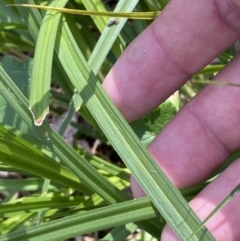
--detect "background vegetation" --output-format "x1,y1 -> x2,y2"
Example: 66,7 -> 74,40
0,0 -> 239,240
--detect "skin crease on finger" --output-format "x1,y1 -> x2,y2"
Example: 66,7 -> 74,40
104,0 -> 240,195
103,0 -> 240,122
132,50 -> 240,191
102,0 -> 240,240
129,57 -> 240,240
131,51 -> 240,241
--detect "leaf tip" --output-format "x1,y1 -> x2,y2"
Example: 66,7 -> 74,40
29,108 -> 48,126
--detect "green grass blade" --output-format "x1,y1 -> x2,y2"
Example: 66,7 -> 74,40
0,65 -> 127,204
192,79 -> 240,88
79,148 -> 130,181
11,0 -> 124,204
0,197 -> 159,241
88,0 -> 140,74
0,23 -> 26,30
212,150 -> 240,177
0,136 -> 91,194
0,213 -> 34,235
0,195 -> 87,218
29,0 -> 69,125
1,61 -> 164,235
0,178 -> 60,192
81,0 -> 109,32
55,17 -> 215,241
11,4 -> 160,19
2,1 -> 215,239
1,6 -> 162,238
187,183 -> 240,240
15,0 -> 74,98
194,65 -> 224,76
58,92 -> 82,136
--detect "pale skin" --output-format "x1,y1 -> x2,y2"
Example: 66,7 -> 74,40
103,0 -> 240,240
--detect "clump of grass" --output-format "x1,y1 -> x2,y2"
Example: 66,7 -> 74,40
0,0 -> 238,240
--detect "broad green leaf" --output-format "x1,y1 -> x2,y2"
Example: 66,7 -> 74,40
131,101 -> 177,146
0,56 -> 41,145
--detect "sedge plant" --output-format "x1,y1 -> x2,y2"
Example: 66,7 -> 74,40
0,0 -> 239,240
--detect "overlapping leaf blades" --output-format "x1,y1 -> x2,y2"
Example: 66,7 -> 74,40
0,0 -> 217,240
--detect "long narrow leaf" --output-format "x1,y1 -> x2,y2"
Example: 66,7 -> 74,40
88,0 -> 140,74
14,0 -> 74,98
81,0 -> 109,32
0,136 -> 91,194
12,4 -> 160,19
29,0 -> 69,125
0,178 -> 59,192
187,183 -> 240,240
2,2 -> 162,237
2,0 -> 214,240
0,197 -> 159,241
11,0 -> 126,205
0,64 -> 126,204
0,195 -> 87,218
55,17 -> 215,241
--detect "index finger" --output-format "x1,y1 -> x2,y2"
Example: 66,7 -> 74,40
103,0 -> 240,121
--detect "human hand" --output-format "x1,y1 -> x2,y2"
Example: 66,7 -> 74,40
103,0 -> 240,240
